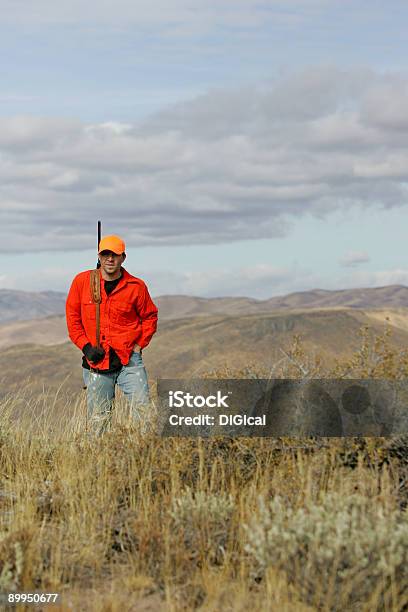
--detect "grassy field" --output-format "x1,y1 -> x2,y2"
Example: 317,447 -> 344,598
1,325 -> 408,611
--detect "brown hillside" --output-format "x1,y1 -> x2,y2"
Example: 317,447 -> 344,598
1,309 -> 407,408
1,304 -> 408,350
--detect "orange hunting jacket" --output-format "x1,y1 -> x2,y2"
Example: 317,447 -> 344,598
65,267 -> 158,370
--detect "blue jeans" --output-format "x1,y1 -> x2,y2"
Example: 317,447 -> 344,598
82,350 -> 150,435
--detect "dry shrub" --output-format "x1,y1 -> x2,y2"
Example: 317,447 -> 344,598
245,492 -> 408,610
170,488 -> 234,564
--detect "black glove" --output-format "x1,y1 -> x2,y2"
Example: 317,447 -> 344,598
82,343 -> 105,363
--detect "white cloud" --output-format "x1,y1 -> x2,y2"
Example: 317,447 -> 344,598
0,0 -> 330,29
178,265 -> 408,298
0,261 -> 319,298
2,67 -> 408,253
339,251 -> 370,267
339,268 -> 408,289
85,122 -> 133,136
181,264 -> 302,297
2,260 -> 407,299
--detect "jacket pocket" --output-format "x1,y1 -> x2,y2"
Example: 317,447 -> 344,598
82,302 -> 96,320
112,301 -> 137,324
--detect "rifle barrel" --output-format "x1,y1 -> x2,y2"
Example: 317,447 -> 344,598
96,220 -> 102,269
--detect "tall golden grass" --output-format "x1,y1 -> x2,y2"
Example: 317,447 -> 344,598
0,323 -> 408,611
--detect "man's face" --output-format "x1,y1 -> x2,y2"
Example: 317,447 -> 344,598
98,250 -> 125,275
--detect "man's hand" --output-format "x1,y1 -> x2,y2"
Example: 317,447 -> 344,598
133,344 -> 141,353
82,343 -> 105,363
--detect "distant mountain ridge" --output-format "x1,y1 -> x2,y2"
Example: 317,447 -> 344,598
0,284 -> 407,324
154,285 -> 408,318
0,289 -> 67,324
264,284 -> 408,310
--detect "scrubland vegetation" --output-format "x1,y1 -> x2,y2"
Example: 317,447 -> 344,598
1,323 -> 408,611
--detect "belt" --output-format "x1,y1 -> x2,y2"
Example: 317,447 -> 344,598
89,366 -> 123,374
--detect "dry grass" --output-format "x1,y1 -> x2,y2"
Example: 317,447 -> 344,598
1,324 -> 408,611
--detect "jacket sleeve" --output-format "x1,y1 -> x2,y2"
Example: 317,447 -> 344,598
136,282 -> 158,349
65,275 -> 91,351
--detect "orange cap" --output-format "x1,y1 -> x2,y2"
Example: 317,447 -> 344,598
98,235 -> 126,254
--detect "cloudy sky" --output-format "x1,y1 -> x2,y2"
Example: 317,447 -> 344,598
1,0 -> 408,298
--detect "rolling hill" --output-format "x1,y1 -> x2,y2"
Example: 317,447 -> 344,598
1,308 -> 407,408
0,289 -> 66,323
0,284 -> 408,324
1,283 -> 408,413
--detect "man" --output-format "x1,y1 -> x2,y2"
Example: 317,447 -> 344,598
66,234 -> 158,434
